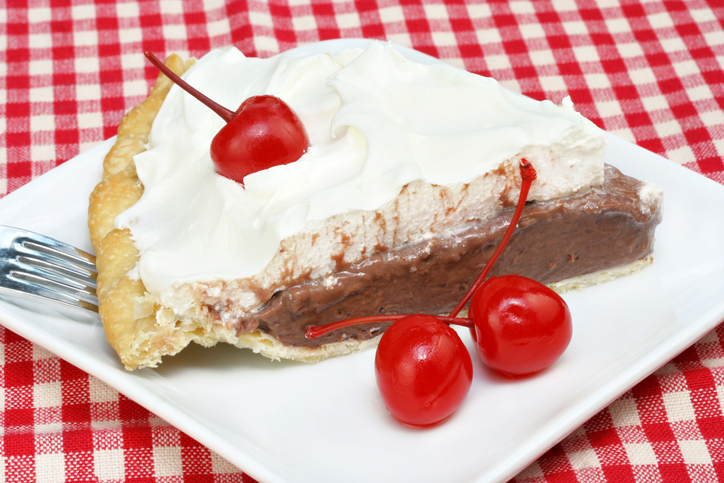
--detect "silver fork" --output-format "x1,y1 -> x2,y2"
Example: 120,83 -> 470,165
0,225 -> 98,314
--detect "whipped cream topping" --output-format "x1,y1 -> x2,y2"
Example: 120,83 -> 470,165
115,41 -> 605,298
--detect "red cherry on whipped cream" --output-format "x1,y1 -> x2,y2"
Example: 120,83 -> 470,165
144,51 -> 309,185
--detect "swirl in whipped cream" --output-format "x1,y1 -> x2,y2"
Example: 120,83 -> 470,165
116,41 -> 604,298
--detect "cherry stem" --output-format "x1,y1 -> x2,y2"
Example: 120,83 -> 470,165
305,315 -> 473,340
144,51 -> 236,123
448,158 -> 537,318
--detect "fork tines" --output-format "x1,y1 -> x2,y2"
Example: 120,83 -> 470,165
0,226 -> 99,314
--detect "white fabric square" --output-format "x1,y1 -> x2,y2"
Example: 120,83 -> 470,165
630,66 -> 656,84
32,345 -> 54,361
153,446 -> 183,477
606,18 -> 631,34
648,12 -> 674,29
510,1 -> 535,14
432,31 -> 456,47
596,99 -> 624,117
71,4 -> 96,20
208,18 -> 231,37
568,449 -> 600,470
336,13 -> 360,29
609,398 -> 641,427
624,442 -> 658,465
35,453 -> 64,483
210,451 -> 241,473
673,60 -> 699,78
476,28 -> 501,45
690,8 -> 716,23
485,54 -> 511,70
29,33 -> 52,49
554,0 -> 578,12
530,49 -> 555,66
679,440 -> 712,465
574,46 -> 600,63
539,75 -> 567,93
30,87 -> 54,103
123,79 -> 149,99
610,126 -> 635,142
160,1 -> 183,13
77,84 -> 101,101
121,53 -> 144,70
520,23 -> 545,40
595,0 -> 621,7
94,449 -> 125,481
292,15 -> 317,31
29,60 -> 53,76
78,112 -> 103,129
163,24 -> 186,40
74,30 -> 99,47
31,115 -> 55,133
34,382 -> 62,408
704,31 -> 724,47
466,3 -> 491,19
75,57 -> 99,74
700,110 -> 724,129
119,27 -> 143,43
562,20 -> 588,36
250,10 -> 274,27
661,37 -> 687,53
642,94 -> 670,112
379,6 -> 404,23
386,33 -> 411,47
617,42 -> 644,58
687,84 -> 713,102
663,391 -> 696,422
0,387 -> 5,412
584,73 -> 610,89
89,377 -> 118,404
666,144 -> 695,164
116,2 -> 139,18
423,4 -> 448,19
28,7 -> 52,23
254,36 -> 279,54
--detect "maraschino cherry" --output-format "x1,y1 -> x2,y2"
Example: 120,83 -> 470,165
144,52 -> 309,185
375,314 -> 473,428
306,158 -> 573,428
469,274 -> 571,378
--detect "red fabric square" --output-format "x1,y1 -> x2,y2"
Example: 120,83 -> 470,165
5,360 -> 34,387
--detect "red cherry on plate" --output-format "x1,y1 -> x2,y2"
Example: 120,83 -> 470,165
144,52 -> 309,185
469,274 -> 572,378
210,95 -> 309,182
374,314 -> 473,428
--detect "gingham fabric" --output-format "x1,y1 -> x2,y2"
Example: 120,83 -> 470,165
1,0 -> 723,482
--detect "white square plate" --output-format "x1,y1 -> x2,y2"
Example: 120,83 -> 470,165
2,39 -> 724,483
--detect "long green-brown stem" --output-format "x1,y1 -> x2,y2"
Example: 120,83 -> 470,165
144,51 -> 236,123
448,158 -> 537,317
305,315 -> 473,340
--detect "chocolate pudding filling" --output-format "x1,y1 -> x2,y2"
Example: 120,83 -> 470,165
222,165 -> 662,348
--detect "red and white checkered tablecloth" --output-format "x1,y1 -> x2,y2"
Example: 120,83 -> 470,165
1,0 -> 723,482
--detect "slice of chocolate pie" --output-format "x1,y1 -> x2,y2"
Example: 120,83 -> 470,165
88,42 -> 662,370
